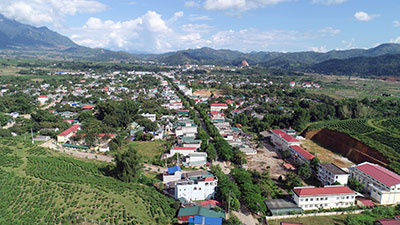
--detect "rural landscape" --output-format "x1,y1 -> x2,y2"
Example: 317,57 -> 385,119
1,1 -> 400,225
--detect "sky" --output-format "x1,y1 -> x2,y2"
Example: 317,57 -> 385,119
0,0 -> 399,53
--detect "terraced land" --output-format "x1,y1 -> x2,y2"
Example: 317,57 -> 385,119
307,117 -> 400,173
0,138 -> 177,225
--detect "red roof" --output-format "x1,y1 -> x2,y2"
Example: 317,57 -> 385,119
204,177 -> 215,181
200,200 -> 221,206
226,100 -> 233,104
63,119 -> 75,122
293,186 -> 354,197
173,147 -> 197,150
357,197 -> 374,207
98,133 -> 116,138
290,145 -> 315,160
82,105 -> 94,109
57,125 -> 80,137
38,95 -> 48,98
272,129 -> 299,143
211,103 -> 227,107
210,111 -> 220,115
375,219 -> 400,225
355,162 -> 400,187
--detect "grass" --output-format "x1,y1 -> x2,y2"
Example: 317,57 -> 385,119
119,140 -> 168,163
267,214 -> 347,225
0,138 -> 177,225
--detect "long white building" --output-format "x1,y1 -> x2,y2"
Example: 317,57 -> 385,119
271,129 -> 300,151
292,186 -> 356,210
318,163 -> 349,186
349,162 -> 400,205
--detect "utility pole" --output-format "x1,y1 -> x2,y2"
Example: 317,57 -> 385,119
31,128 -> 34,144
227,190 -> 231,220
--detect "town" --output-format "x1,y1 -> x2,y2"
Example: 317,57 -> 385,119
1,60 -> 400,225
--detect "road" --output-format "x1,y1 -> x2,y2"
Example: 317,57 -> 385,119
41,98 -> 62,110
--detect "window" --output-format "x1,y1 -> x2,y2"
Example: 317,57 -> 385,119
325,197 -> 328,200
305,198 -> 308,202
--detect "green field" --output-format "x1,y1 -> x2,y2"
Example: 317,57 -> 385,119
0,138 -> 177,225
308,117 -> 400,173
119,141 -> 169,163
267,214 -> 347,225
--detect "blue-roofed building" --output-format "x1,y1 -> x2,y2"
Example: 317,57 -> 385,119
163,166 -> 183,184
168,166 -> 181,175
188,216 -> 223,225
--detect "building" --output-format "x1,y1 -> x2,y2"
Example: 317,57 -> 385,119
177,206 -> 224,224
141,113 -> 156,122
264,198 -> 303,216
183,152 -> 208,167
288,145 -> 314,164
37,95 -> 49,105
318,163 -> 349,186
57,125 -> 80,143
270,129 -> 300,150
170,146 -> 197,157
175,175 -> 218,202
349,162 -> 400,205
375,219 -> 400,225
292,186 -> 356,210
210,103 -> 228,112
163,166 -> 183,184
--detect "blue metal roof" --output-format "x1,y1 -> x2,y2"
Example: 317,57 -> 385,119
168,166 -> 181,175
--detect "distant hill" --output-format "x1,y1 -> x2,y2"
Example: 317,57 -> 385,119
0,14 -> 135,61
309,53 -> 400,76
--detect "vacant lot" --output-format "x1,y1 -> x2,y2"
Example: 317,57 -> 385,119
301,139 -> 354,168
267,214 -> 347,225
120,141 -> 168,163
193,89 -> 224,97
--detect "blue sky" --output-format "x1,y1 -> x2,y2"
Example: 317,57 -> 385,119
0,0 -> 399,53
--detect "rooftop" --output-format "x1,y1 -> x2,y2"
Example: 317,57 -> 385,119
320,163 -> 348,175
354,162 -> 400,187
265,198 -> 302,210
290,145 -> 315,160
272,129 -> 299,143
57,125 -> 80,137
293,186 -> 355,196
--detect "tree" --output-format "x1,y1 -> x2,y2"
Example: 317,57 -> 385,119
114,147 -> 143,183
297,163 -> 312,180
348,178 -> 364,193
284,173 -> 302,189
206,143 -> 217,162
310,157 -> 320,171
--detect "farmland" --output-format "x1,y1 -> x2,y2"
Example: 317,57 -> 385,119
307,117 -> 400,173
0,138 -> 177,225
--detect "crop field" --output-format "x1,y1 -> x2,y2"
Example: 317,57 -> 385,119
118,140 -> 168,163
304,74 -> 400,99
0,138 -> 177,225
308,117 -> 400,173
267,214 -> 347,225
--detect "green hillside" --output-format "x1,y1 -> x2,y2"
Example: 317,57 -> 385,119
307,118 -> 400,173
0,139 -> 177,225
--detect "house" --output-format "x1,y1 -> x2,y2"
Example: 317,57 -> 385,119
170,146 -> 197,157
349,162 -> 400,205
292,186 -> 356,210
57,125 -> 80,143
178,110 -> 189,116
183,152 -> 208,167
288,145 -> 314,164
38,95 -> 49,105
81,104 -> 94,110
175,125 -> 198,137
210,103 -> 228,112
188,216 -> 223,225
177,206 -> 224,223
141,113 -> 156,122
180,136 -> 202,149
289,81 -> 296,87
271,129 -> 300,150
175,175 -> 218,202
318,163 -> 349,185
163,166 -> 183,184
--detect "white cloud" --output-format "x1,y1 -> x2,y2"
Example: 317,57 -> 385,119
185,1 -> 201,7
312,0 -> 348,5
169,11 -> 184,23
390,37 -> 400,44
393,20 -> 400,27
310,45 -> 327,53
0,0 -> 106,27
189,15 -> 212,21
341,38 -> 355,49
354,11 -> 378,21
203,0 -> 291,11
181,24 -> 213,33
318,27 -> 341,35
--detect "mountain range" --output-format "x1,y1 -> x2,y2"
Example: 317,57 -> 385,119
1,14 -> 400,76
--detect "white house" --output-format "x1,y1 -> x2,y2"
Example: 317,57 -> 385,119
170,146 -> 197,157
37,95 -> 49,105
163,166 -> 183,184
183,152 -> 208,167
210,103 -> 228,112
141,113 -> 156,122
292,186 -> 356,210
349,162 -> 400,205
318,163 -> 349,186
175,175 -> 218,202
270,129 -> 301,150
56,125 -> 80,143
175,125 -> 198,137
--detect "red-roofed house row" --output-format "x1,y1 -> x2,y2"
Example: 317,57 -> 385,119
57,125 -> 80,143
349,162 -> 400,205
292,186 -> 356,210
289,145 -> 315,163
270,129 -> 300,150
210,103 -> 228,112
